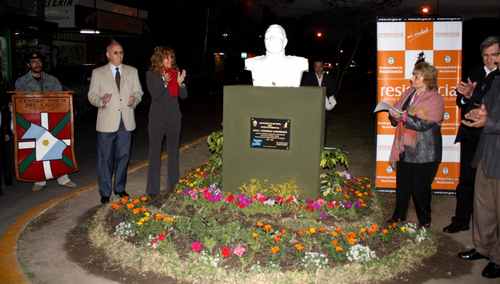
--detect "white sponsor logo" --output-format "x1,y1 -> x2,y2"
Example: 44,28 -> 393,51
444,55 -> 452,63
442,167 -> 449,175
386,166 -> 393,174
443,112 -> 450,120
387,57 -> 395,65
407,27 -> 430,42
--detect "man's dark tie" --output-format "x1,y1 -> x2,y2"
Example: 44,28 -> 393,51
115,67 -> 121,91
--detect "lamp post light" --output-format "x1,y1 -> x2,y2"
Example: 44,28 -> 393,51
420,5 -> 431,16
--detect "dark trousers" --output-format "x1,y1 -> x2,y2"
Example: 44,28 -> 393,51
453,138 -> 479,225
96,121 -> 131,197
393,161 -> 439,225
146,117 -> 181,195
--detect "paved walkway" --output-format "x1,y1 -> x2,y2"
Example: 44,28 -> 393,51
1,89 -> 498,283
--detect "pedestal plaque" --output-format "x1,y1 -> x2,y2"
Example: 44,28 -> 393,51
223,86 -> 325,198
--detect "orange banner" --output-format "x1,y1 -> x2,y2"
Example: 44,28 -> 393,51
376,19 -> 462,192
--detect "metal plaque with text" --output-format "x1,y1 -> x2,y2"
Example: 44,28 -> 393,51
250,117 -> 290,150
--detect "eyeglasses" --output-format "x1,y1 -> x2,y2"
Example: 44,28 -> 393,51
482,52 -> 500,58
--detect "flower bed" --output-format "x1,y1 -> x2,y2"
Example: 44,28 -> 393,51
88,132 -> 437,283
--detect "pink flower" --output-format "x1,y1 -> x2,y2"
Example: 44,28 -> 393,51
221,246 -> 232,258
191,241 -> 203,253
233,245 -> 246,257
158,233 -> 166,241
255,193 -> 267,203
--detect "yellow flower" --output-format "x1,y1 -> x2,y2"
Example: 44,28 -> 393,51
271,246 -> 280,254
144,212 -> 151,217
294,243 -> 305,252
163,216 -> 174,224
400,227 -> 407,233
308,227 -> 317,235
330,231 -> 339,238
256,221 -> 264,227
252,232 -> 259,239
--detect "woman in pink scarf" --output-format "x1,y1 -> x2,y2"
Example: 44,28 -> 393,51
387,62 -> 444,228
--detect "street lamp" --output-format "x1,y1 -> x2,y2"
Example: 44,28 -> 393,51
316,32 -> 323,39
420,5 -> 431,16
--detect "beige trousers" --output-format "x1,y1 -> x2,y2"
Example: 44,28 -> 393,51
473,163 -> 500,264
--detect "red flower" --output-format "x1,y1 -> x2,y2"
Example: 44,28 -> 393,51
225,194 -> 235,203
221,246 -> 232,258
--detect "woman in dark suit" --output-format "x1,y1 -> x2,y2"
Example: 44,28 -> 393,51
387,62 -> 444,228
145,47 -> 187,198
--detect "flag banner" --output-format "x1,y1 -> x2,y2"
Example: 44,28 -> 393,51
11,91 -> 79,182
376,18 -> 462,193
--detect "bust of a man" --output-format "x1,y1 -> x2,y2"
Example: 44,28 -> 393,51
245,24 -> 308,87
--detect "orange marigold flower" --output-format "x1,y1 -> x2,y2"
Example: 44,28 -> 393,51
263,224 -> 273,233
110,203 -> 121,210
335,246 -> 344,252
120,197 -> 129,204
347,238 -> 357,245
368,224 -> 378,234
335,227 -> 342,233
294,243 -> 305,252
331,239 -> 339,246
359,228 -> 367,234
132,208 -> 141,215
318,227 -> 327,233
271,246 -> 280,254
347,232 -> 356,239
382,229 -> 389,235
274,235 -> 281,242
154,213 -> 163,221
126,203 -> 135,209
132,199 -> 140,205
256,221 -> 264,228
330,231 -> 339,238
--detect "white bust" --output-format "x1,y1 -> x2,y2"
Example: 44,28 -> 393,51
245,24 -> 308,87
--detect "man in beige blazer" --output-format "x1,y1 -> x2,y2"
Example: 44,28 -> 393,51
88,40 -> 143,204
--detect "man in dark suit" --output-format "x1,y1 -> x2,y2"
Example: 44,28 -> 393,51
458,51 -> 500,279
301,60 -> 337,110
443,36 -> 500,233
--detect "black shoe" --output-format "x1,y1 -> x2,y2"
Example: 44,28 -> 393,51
100,196 -> 110,204
443,222 -> 469,233
116,191 -> 129,198
482,262 -> 500,278
458,249 -> 488,261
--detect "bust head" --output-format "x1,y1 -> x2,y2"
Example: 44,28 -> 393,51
265,24 -> 287,56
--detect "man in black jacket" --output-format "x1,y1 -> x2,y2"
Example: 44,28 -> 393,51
458,52 -> 500,279
443,36 -> 500,233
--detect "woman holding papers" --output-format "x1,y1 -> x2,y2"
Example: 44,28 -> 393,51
387,62 -> 444,228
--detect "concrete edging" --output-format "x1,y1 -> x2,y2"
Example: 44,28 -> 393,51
0,136 -> 207,284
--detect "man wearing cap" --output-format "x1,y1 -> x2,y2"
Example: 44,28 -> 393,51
14,52 -> 77,191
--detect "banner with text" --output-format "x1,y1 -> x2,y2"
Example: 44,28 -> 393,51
376,18 -> 462,192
